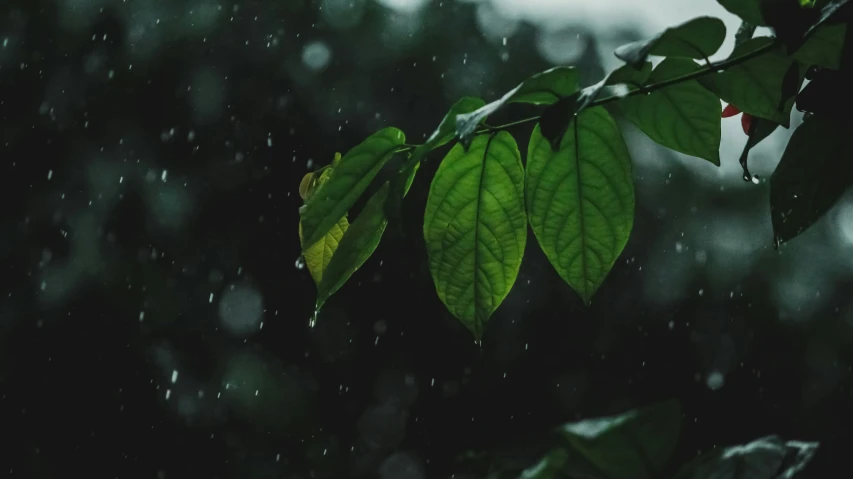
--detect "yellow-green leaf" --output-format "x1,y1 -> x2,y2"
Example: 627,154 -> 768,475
299,216 -> 349,285
299,128 -> 405,249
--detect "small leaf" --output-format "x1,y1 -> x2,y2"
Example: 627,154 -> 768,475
700,37 -> 802,127
793,22 -> 847,69
299,128 -> 405,249
717,0 -> 766,25
424,131 -> 527,340
539,63 -> 652,150
299,216 -> 349,285
556,399 -> 682,479
619,58 -> 722,165
615,17 -> 726,67
316,182 -> 391,310
770,116 -> 853,245
455,67 -> 579,146
422,97 -> 488,154
607,62 -> 654,87
527,108 -> 634,304
299,171 -> 318,200
673,436 -> 819,479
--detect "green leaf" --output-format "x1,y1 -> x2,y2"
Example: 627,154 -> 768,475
717,0 -> 766,25
299,216 -> 349,285
539,63 -> 652,150
518,449 -> 569,479
619,58 -> 722,165
527,108 -> 634,305
424,131 -> 527,340
316,182 -> 391,310
299,128 -> 405,249
556,399 -> 682,479
422,97 -> 488,155
793,22 -> 847,69
700,37 -> 801,127
802,0 -> 851,39
614,17 -> 726,67
455,67 -> 579,146
673,436 -> 819,479
770,116 -> 853,245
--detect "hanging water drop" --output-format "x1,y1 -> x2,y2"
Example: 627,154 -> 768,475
295,255 -> 306,270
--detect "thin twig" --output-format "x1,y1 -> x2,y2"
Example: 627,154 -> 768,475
405,39 -> 778,150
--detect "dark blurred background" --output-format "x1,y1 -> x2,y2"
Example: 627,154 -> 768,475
2,0 -> 853,477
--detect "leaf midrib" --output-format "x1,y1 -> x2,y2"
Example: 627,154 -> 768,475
571,119 -> 589,302
473,134 -> 498,335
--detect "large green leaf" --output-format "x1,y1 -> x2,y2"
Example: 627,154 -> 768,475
455,67 -> 579,146
614,17 -> 726,67
700,38 -> 801,127
527,108 -> 634,305
555,399 -> 682,479
424,131 -> 527,339
717,0 -> 766,25
299,128 -> 405,248
619,58 -> 722,165
672,435 -> 819,479
793,22 -> 847,69
539,63 -> 653,150
770,116 -> 853,245
316,182 -> 391,310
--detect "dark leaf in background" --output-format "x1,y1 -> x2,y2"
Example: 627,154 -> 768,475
672,435 -> 819,479
619,58 -> 722,165
614,17 -> 726,67
770,115 -> 853,245
553,399 -> 682,479
700,37 -> 802,127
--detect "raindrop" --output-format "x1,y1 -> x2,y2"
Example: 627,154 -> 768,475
706,371 -> 725,390
295,255 -> 306,270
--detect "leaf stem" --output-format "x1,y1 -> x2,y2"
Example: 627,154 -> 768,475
395,40 -> 778,158
479,40 -> 778,132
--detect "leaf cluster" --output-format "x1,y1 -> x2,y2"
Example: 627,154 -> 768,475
296,0 -> 853,343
